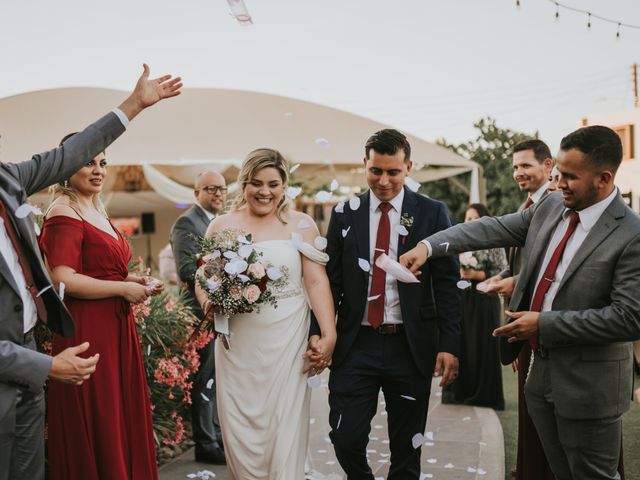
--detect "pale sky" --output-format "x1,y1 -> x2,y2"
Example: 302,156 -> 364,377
2,0 -> 639,153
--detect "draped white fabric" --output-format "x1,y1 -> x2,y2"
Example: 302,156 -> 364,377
141,164 -> 195,204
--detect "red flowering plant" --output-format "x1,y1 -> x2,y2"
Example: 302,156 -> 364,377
195,228 -> 289,332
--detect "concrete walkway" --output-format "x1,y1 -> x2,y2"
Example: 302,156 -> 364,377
160,377 -> 504,480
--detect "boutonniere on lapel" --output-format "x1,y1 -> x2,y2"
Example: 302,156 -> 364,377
396,213 -> 414,245
15,202 -> 44,236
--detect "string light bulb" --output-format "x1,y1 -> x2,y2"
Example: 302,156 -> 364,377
516,0 -> 521,8
555,2 -> 560,20
616,22 -> 621,40
587,12 -> 592,29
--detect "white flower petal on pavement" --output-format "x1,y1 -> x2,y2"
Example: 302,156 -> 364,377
59,282 -> 65,300
329,179 -> 339,191
325,461 -> 336,465
411,433 -> 425,449
334,202 -> 345,213
314,236 -> 327,250
462,416 -> 471,422
315,138 -> 331,149
267,267 -> 284,280
307,375 -> 322,389
298,218 -> 311,229
426,457 -> 437,464
348,196 -> 361,211
206,379 -> 214,389
477,468 -> 487,475
467,467 -> 477,473
373,424 -> 383,429
358,258 -> 371,272
444,463 -> 454,469
457,280 -> 472,290
404,177 -> 421,192
317,449 -> 327,453
420,474 -> 433,480
395,225 -> 409,236
341,226 -> 351,238
315,190 -> 332,202
286,186 -> 302,199
309,418 -> 316,425
425,431 -> 434,441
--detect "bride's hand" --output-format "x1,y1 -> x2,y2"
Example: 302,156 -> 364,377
303,334 -> 335,375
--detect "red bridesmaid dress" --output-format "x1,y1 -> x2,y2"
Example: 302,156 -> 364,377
39,216 -> 157,480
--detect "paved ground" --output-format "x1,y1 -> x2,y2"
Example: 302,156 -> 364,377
159,376 -> 504,480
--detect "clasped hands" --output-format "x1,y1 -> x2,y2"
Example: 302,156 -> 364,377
303,335 -> 336,375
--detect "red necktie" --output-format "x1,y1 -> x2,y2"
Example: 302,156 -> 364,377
522,197 -> 534,210
529,211 -> 580,349
0,201 -> 48,324
368,202 -> 392,329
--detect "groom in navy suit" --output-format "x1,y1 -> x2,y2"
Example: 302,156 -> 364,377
310,129 -> 461,479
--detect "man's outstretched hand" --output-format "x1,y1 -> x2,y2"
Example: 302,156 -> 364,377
118,64 -> 183,121
399,242 -> 429,274
49,342 -> 100,386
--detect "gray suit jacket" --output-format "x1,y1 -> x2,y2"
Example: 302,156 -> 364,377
426,192 -> 640,420
0,112 -> 125,425
170,205 -> 211,318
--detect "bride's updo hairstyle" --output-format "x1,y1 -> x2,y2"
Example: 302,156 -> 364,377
234,148 -> 291,224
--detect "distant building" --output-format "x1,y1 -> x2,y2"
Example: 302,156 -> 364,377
580,110 -> 639,213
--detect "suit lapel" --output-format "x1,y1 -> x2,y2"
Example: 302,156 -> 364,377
351,191 -> 370,276
398,187 -> 418,257
0,177 -> 31,297
556,195 -> 625,292
191,205 -> 211,236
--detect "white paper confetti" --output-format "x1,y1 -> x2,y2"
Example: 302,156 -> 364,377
33,222 -> 41,236
147,344 -> 151,356
334,201 -> 345,213
367,449 -> 377,453
290,163 -> 301,174
237,234 -> 251,244
310,418 -> 316,425
382,439 -> 390,444
425,431 -> 434,441
336,414 -> 342,430
420,474 -> 434,480
58,282 -> 65,300
267,267 -> 284,280
400,395 -> 416,401
325,461 -> 336,465
404,177 -> 421,192
478,468 -> 487,475
377,459 -> 389,463
298,218 -> 311,229
358,258 -> 371,272
467,467 -> 477,473
223,250 -> 238,259
206,379 -> 214,389
317,448 -> 327,453
200,392 -> 210,402
367,294 -> 381,302
444,463 -> 454,469
395,225 -> 409,236
341,226 -> 351,238
426,457 -> 437,464
440,242 -> 450,253
315,190 -> 332,202
373,424 -> 383,429
314,236 -> 328,250
286,186 -> 302,199
238,244 -> 254,258
457,280 -> 472,290
330,179 -> 339,191
307,375 -> 322,389
462,416 -> 471,422
412,433 -> 425,449
479,441 -> 488,447
348,196 -> 361,211
315,138 -> 331,149
15,203 -> 42,219
36,285 -> 52,297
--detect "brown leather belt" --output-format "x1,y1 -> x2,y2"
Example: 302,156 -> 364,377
365,324 -> 404,335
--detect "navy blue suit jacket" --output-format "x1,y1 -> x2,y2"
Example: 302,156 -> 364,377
312,187 -> 461,378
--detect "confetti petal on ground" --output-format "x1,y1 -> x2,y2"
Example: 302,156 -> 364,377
373,424 -> 383,429
309,418 -> 316,425
425,431 -> 434,441
286,186 -> 302,199
412,433 -> 425,449
315,190 -> 332,202
330,179 -> 339,191
467,467 -> 477,473
462,416 -> 471,421
349,196 -> 361,211
377,459 -> 389,463
404,177 -> 421,192
341,226 -> 351,238
325,461 -> 336,465
307,375 -> 322,389
200,392 -> 210,402
298,218 -> 311,229
424,441 -> 434,446
420,474 -> 433,480
382,439 -> 390,444
59,282 -> 65,300
444,463 -> 454,469
478,468 -> 487,475
401,395 -> 416,401
206,379 -> 214,389
315,138 -> 331,149
358,258 -> 370,272
290,163 -> 301,173
314,236 -> 328,250
479,441 -> 488,446
457,280 -> 472,289
367,449 -> 377,453
317,448 -> 327,453
426,458 -> 437,464
334,202 -> 345,213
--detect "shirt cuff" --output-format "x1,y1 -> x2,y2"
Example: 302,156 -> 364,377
420,239 -> 433,257
111,108 -> 129,128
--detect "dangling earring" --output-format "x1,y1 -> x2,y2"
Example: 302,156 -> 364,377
63,180 -> 69,188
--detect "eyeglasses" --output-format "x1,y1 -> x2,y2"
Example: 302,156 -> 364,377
199,185 -> 228,195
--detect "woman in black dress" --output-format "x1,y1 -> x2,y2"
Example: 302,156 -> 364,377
443,203 -> 507,410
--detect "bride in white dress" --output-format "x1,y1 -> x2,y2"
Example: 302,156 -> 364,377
196,148 -> 337,479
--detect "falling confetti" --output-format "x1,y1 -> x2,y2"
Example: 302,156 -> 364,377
315,190 -> 332,202
349,196 -> 361,211
336,414 -> 342,430
400,395 -> 416,401
307,375 -> 322,389
358,258 -> 371,272
341,226 -> 351,238
411,433 -> 425,449
286,186 -> 302,199
426,458 -> 437,464
367,295 -> 381,302
298,218 -> 311,229
395,225 -> 409,236
457,280 -> 472,289
330,179 -> 339,191
315,138 -> 331,149
314,236 -> 328,250
404,177 -> 421,192
15,203 -> 42,219
59,282 -> 65,301
290,163 -> 301,174
200,392 -> 210,402
334,202 -> 345,213
206,379 -> 214,389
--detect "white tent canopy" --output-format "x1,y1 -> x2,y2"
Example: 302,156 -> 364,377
0,87 -> 481,203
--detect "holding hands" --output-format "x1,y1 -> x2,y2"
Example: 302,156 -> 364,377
399,242 -> 429,274
304,334 -> 336,375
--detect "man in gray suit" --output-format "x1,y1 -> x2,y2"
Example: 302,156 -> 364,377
171,171 -> 227,464
0,64 -> 181,480
400,125 -> 640,480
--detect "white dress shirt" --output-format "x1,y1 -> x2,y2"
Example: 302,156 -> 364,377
196,203 -> 216,222
533,188 -> 618,312
361,190 -> 404,326
0,107 -> 128,333
529,181 -> 550,205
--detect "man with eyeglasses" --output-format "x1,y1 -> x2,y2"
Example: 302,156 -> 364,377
171,171 -> 227,464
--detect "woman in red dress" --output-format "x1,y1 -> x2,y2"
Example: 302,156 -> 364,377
39,139 -> 163,479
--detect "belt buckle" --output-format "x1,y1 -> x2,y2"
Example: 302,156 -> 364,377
377,324 -> 399,335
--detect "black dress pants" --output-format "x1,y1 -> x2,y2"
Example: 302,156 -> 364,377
329,327 -> 431,480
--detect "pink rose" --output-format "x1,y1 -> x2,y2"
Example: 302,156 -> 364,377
246,262 -> 266,280
243,284 -> 261,304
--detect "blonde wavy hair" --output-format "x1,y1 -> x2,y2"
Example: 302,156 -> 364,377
48,132 -> 108,217
233,148 -> 290,224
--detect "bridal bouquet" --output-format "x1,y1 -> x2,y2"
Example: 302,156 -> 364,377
195,228 -> 289,328
459,251 -> 481,270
